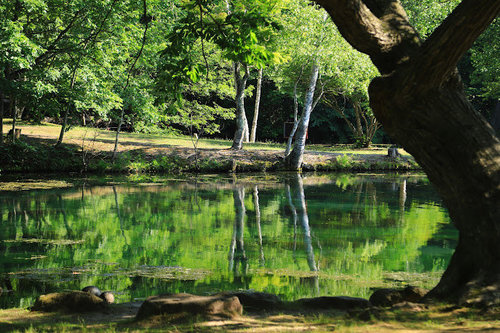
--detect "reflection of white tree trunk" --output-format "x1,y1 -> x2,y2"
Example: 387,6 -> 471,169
289,174 -> 320,295
58,195 -> 72,239
399,178 -> 407,212
286,184 -> 298,254
253,186 -> 265,266
229,186 -> 248,275
291,174 -> 318,272
113,185 -> 127,241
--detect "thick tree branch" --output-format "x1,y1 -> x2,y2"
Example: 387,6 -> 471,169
313,0 -> 386,55
314,0 -> 420,74
416,0 -> 500,86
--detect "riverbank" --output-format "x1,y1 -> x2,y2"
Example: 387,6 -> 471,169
1,300 -> 499,332
0,122 -> 418,174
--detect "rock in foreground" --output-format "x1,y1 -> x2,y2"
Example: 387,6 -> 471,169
136,293 -> 242,320
369,286 -> 427,307
217,290 -> 283,310
31,291 -> 106,312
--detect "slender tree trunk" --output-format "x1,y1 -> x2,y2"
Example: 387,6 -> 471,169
10,96 -> 17,143
243,114 -> 250,143
250,68 -> 263,143
55,105 -> 70,147
0,93 -> 4,145
112,108 -> 125,159
17,105 -> 25,120
353,100 -> 363,138
285,77 -> 301,157
231,63 -> 250,150
286,62 -> 320,169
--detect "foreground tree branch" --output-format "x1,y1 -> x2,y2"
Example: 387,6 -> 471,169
416,0 -> 500,86
315,0 -> 420,73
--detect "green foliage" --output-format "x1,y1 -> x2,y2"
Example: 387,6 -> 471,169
469,19 -> 499,99
161,0 -> 284,88
0,138 -> 81,172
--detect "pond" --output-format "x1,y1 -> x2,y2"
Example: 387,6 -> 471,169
0,173 -> 457,308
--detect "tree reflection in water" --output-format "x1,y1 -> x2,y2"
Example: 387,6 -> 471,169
0,174 -> 455,308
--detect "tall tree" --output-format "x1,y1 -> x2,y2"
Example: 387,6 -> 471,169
249,68 -> 263,143
314,0 -> 500,305
161,0 -> 284,150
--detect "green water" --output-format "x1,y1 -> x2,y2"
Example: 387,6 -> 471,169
0,173 -> 457,308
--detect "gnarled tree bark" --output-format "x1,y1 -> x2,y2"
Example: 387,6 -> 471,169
315,0 -> 500,305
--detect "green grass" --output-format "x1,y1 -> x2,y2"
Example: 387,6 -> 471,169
1,303 -> 499,332
3,120 -> 408,154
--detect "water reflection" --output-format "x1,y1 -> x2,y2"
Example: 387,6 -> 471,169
0,173 -> 457,308
288,174 -> 320,295
229,185 -> 248,276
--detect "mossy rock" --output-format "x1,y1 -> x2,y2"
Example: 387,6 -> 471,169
369,286 -> 427,307
136,293 -> 242,320
216,290 -> 283,311
31,291 -> 107,313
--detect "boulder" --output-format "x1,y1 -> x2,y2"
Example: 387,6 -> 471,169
370,286 -> 427,307
31,291 -> 106,312
217,290 -> 283,310
136,293 -> 242,320
295,296 -> 371,310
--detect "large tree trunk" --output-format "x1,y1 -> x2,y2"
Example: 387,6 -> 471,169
316,0 -> 500,305
231,63 -> 250,150
250,68 -> 263,143
286,62 -> 320,169
371,74 -> 500,305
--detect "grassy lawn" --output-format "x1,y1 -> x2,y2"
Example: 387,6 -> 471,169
1,303 -> 499,332
3,120 -> 408,156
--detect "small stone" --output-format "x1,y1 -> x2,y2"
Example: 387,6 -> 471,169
100,291 -> 115,304
82,286 -> 102,297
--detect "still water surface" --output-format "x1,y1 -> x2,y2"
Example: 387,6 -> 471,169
0,173 -> 457,308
